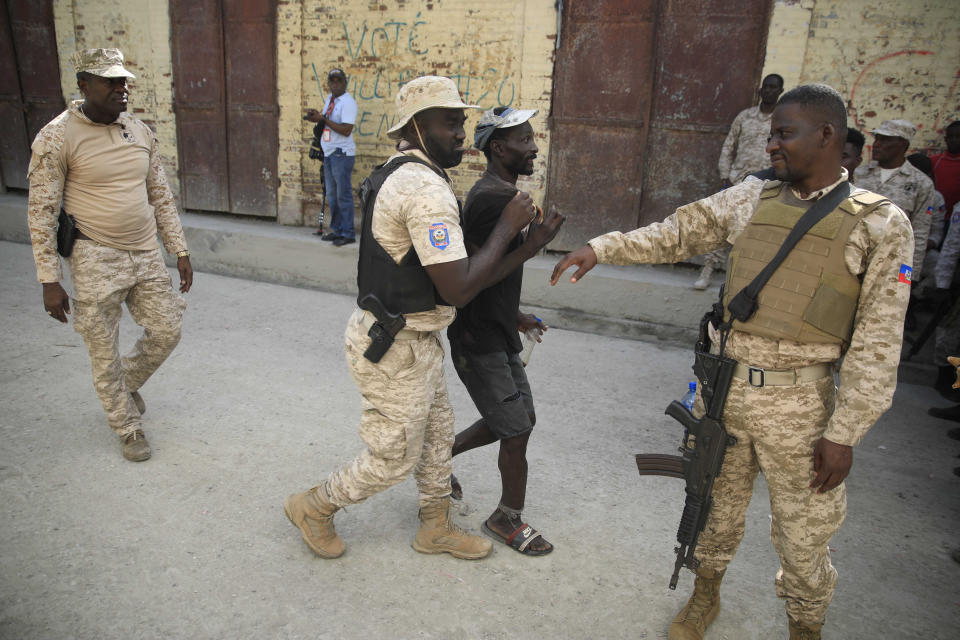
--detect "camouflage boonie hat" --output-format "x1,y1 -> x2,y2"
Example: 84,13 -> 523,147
871,119 -> 916,143
72,48 -> 136,79
386,75 -> 480,140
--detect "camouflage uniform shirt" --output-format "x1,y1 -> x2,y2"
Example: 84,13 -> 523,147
718,105 -> 773,184
588,169 -> 914,446
371,148 -> 468,331
27,100 -> 187,283
854,159 -> 936,278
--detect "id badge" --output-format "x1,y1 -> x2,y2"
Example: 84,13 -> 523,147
322,128 -> 332,142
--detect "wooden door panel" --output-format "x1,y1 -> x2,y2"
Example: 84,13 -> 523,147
171,0 -> 229,211
0,0 -> 62,190
545,0 -> 657,250
223,0 -> 276,215
226,110 -> 276,214
178,114 -> 230,211
171,0 -> 276,216
638,2 -> 771,226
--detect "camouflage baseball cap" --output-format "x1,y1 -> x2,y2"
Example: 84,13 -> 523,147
386,75 -> 480,140
871,119 -> 916,143
72,48 -> 136,79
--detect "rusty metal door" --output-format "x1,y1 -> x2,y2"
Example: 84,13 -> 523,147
638,0 -> 771,227
545,0 -> 658,250
170,0 -> 277,216
546,0 -> 771,248
0,0 -> 64,190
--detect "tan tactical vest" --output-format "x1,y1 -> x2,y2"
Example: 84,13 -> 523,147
723,182 -> 888,346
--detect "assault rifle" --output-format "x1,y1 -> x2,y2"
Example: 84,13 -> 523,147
636,302 -> 737,590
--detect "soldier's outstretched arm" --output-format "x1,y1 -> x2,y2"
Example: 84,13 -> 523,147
550,245 -> 597,285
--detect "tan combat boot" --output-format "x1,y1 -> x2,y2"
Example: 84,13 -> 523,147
121,429 -> 151,462
788,618 -> 822,640
668,567 -> 725,640
412,497 -> 492,559
283,485 -> 345,558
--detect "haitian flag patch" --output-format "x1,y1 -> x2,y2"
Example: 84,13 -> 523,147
429,222 -> 450,250
898,264 -> 912,284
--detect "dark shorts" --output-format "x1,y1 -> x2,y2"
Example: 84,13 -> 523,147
450,343 -> 535,440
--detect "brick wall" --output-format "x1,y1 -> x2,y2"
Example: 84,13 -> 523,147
764,0 -> 960,156
297,0 -> 558,221
46,1 -> 958,224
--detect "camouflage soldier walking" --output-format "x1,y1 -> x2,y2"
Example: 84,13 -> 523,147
27,49 -> 192,462
283,76 -> 563,559
552,85 -> 913,639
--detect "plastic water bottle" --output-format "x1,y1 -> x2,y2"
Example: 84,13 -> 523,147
681,381 -> 697,411
519,317 -> 543,366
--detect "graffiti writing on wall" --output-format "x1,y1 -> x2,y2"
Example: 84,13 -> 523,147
310,13 -> 518,140
342,13 -> 430,58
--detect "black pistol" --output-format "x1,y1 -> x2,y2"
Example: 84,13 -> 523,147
358,293 -> 406,363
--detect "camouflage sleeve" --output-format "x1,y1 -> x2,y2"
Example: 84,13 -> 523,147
824,203 -> 913,446
145,132 -> 187,254
935,204 -> 960,289
717,112 -> 742,181
908,178 -> 936,279
587,179 -> 761,265
927,190 -> 946,247
26,132 -> 66,283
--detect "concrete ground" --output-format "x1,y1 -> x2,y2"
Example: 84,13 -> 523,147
1,239 -> 958,639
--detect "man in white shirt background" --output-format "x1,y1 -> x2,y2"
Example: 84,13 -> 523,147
305,68 -> 358,246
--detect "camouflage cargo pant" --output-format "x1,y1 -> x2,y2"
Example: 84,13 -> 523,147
69,240 -> 186,437
323,310 -> 454,509
694,374 -> 846,626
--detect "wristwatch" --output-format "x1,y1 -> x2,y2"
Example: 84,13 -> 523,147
176,250 -> 190,258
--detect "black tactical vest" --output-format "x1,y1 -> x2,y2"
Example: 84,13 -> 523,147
356,155 -> 450,315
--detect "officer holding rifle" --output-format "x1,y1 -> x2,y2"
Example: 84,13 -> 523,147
283,76 -> 563,561
551,84 -> 912,640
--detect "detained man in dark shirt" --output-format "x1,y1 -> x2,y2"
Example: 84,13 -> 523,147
447,107 -> 556,555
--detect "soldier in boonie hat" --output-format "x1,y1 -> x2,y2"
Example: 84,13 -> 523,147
386,75 -> 482,170
71,48 -> 136,79
386,75 -> 479,138
870,119 -> 916,143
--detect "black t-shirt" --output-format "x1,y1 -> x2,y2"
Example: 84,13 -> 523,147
447,172 -> 524,354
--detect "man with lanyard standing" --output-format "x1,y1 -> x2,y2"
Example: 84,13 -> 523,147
446,106 -> 554,556
552,84 -> 912,639
27,48 -> 192,462
284,76 -> 564,560
305,68 -> 357,246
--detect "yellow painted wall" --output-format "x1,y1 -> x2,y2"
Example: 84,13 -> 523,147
52,0 -> 180,196
763,0 -> 960,156
277,0 -> 305,224
298,0 -> 559,223
44,0 -> 957,225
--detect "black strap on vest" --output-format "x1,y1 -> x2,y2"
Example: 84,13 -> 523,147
726,180 -> 853,323
748,167 -> 776,181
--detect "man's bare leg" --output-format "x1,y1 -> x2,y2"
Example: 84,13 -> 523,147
452,422 -> 552,554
